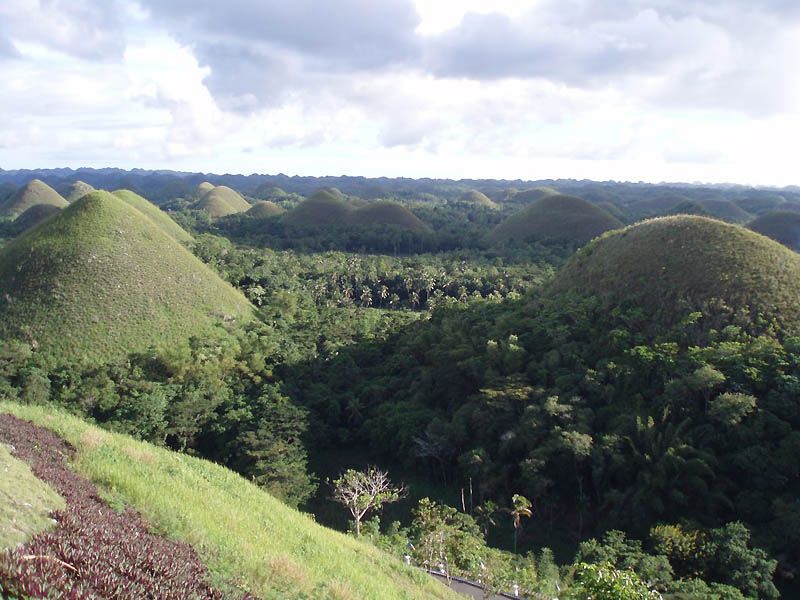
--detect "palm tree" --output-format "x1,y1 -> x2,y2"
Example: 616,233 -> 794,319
509,494 -> 533,553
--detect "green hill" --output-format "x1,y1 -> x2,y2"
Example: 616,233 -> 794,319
667,200 -> 711,217
748,211 -> 800,252
350,201 -> 429,231
699,199 -> 752,223
1,402 -> 458,599
254,184 -> 289,200
283,190 -> 354,227
0,179 -> 68,219
508,187 -> 559,204
551,215 -> 800,336
195,181 -> 215,197
458,190 -> 498,209
112,189 -> 192,242
0,191 -> 252,366
196,186 -> 251,217
246,200 -> 285,218
489,194 -> 622,245
62,180 -> 95,203
12,204 -> 62,234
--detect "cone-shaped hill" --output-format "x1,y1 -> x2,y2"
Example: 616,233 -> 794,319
195,186 -> 251,218
62,180 -> 95,203
550,216 -> 800,337
508,187 -> 559,204
195,181 -> 215,197
459,189 -> 499,209
112,189 -> 192,242
489,194 -> 623,245
283,190 -> 354,226
0,191 -> 252,366
748,211 -> 800,252
699,199 -> 751,224
0,179 -> 68,219
349,201 -> 429,231
13,204 -> 62,234
254,184 -> 289,200
246,200 -> 285,218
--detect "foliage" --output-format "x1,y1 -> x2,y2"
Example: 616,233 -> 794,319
332,467 -> 406,536
566,562 -> 662,600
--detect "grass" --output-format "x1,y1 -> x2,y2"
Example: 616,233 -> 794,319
196,186 -> 251,218
551,215 -> 800,336
247,200 -> 285,218
748,211 -> 800,251
508,187 -> 559,204
13,204 -> 62,234
349,202 -> 429,231
0,402 -> 460,600
0,179 -> 68,219
196,181 -> 216,197
490,194 -> 623,245
699,199 -> 752,224
459,190 -> 498,209
62,180 -> 95,203
283,191 -> 355,227
112,189 -> 192,242
0,443 -> 64,549
0,190 -> 252,366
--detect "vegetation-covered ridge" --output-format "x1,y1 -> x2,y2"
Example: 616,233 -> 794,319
551,215 -> 800,336
0,403 -> 461,600
0,179 -> 68,219
0,190 -> 252,366
747,211 -> 800,252
490,194 -> 623,245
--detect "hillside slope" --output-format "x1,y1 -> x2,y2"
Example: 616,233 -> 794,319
748,211 -> 800,252
350,201 -> 429,231
112,189 -> 192,242
283,191 -> 354,227
0,180 -> 68,219
0,191 -> 252,366
0,402 -> 459,600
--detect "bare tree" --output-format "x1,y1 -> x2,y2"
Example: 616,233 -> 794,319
331,467 -> 407,536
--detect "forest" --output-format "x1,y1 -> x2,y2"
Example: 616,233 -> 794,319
2,169 -> 800,598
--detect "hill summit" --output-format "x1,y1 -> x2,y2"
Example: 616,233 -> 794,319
551,216 -> 800,336
459,190 -> 498,209
349,201 -> 429,231
62,180 -> 95,203
195,185 -> 251,217
0,179 -> 68,219
0,191 -> 252,366
283,190 -> 354,226
490,194 -> 622,245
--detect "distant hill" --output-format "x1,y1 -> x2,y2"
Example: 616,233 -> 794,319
195,186 -> 251,218
0,191 -> 252,366
254,184 -> 289,200
748,211 -> 800,252
458,190 -> 498,209
349,201 -> 429,231
283,190 -> 354,227
112,189 -> 191,243
195,181 -> 215,197
507,187 -> 559,205
551,215 -> 800,336
12,204 -> 62,234
489,194 -> 623,245
61,180 -> 95,203
0,180 -> 68,219
246,200 -> 285,218
697,199 -> 751,223
667,200 -> 711,217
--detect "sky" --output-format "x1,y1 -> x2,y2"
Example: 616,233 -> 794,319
0,0 -> 799,185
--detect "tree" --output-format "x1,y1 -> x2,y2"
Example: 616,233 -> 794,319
510,494 -> 533,553
332,467 -> 406,536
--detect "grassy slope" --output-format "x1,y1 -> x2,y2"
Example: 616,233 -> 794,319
700,199 -> 752,224
0,180 -> 68,219
509,187 -> 559,204
552,215 -> 800,335
0,444 -> 64,549
748,211 -> 800,251
0,403 -> 459,600
62,180 -> 95,203
284,192 -> 354,226
13,204 -> 62,234
0,191 -> 252,366
205,186 -> 251,213
490,194 -> 623,245
112,189 -> 192,242
459,190 -> 498,209
196,181 -> 216,197
247,200 -> 285,218
350,202 -> 429,231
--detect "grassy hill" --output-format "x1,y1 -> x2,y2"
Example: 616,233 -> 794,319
748,211 -> 800,252
195,181 -> 215,197
254,184 -> 289,200
350,201 -> 429,231
283,190 -> 354,227
489,194 -> 623,245
1,402 -> 459,600
508,187 -> 559,205
112,189 -> 192,242
0,180 -> 68,219
667,199 -> 711,217
61,180 -> 95,203
458,190 -> 498,209
551,215 -> 800,336
246,200 -> 285,218
13,204 -> 62,234
0,191 -> 252,366
196,186 -> 251,218
699,199 -> 752,223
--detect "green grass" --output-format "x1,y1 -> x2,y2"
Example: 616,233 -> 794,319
196,186 -> 251,217
459,190 -> 498,209
490,194 -> 623,245
112,189 -> 192,242
0,180 -> 68,219
62,180 -> 95,203
699,199 -> 752,224
551,215 -> 800,335
508,187 -> 559,204
0,190 -> 252,366
246,200 -> 285,218
349,202 -> 429,231
0,402 -> 460,600
283,191 -> 355,227
13,204 -> 62,234
0,443 -> 64,549
748,211 -> 800,251
196,181 -> 215,197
